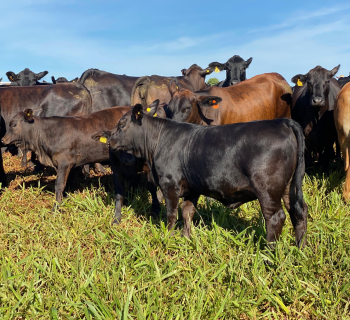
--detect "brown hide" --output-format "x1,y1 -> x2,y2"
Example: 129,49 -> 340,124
131,64 -> 212,107
169,72 -> 292,125
334,82 -> 350,200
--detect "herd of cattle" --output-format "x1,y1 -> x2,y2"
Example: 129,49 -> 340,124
1,54 -> 350,249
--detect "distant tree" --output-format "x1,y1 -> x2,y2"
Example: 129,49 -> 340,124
207,78 -> 220,86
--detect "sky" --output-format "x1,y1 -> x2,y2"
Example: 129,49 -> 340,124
0,0 -> 350,85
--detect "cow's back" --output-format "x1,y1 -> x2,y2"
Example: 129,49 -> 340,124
82,71 -> 138,111
200,73 -> 291,124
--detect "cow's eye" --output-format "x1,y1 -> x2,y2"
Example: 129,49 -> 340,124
10,123 -> 16,128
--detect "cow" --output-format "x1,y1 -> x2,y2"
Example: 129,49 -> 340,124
6,68 -> 49,86
51,76 -> 79,84
104,105 -> 308,249
291,65 -> 341,172
0,83 -> 92,167
337,75 -> 350,88
334,82 -> 350,201
131,64 -> 213,107
206,55 -> 253,87
167,72 -> 292,125
0,101 -> 7,187
78,68 -> 139,112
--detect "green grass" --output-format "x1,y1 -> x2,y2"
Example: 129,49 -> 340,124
0,157 -> 350,319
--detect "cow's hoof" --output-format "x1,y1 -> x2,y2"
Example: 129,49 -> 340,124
112,216 -> 121,224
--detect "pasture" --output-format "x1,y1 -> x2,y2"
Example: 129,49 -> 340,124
0,152 -> 349,319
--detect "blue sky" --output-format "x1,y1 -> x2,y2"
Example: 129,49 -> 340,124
1,0 -> 350,84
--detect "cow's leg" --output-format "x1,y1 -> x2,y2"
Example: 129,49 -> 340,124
259,198 -> 286,250
82,164 -> 90,175
161,183 -> 180,235
147,182 -> 161,217
52,163 -> 73,212
282,183 -> 308,248
181,195 -> 199,238
112,171 -> 125,224
0,151 -> 7,187
21,149 -> 28,167
344,169 -> 350,202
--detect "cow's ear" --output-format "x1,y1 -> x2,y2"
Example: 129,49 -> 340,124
208,62 -> 226,73
144,99 -> 159,117
51,76 -> 57,84
35,71 -> 48,80
197,96 -> 222,109
91,131 -> 111,143
291,74 -> 307,85
245,57 -> 253,68
169,79 -> 180,97
132,104 -> 143,125
23,109 -> 34,122
155,103 -> 167,118
181,68 -> 187,76
199,67 -> 214,76
6,71 -> 18,82
330,64 -> 340,77
71,77 -> 78,82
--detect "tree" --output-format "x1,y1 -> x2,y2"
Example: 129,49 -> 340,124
207,78 -> 220,86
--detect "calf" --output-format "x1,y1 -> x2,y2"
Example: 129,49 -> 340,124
106,105 -> 308,249
1,106 -> 130,209
291,65 -> 341,172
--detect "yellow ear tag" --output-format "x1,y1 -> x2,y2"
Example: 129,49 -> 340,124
100,137 -> 107,144
297,79 -> 303,86
215,66 -> 220,73
146,108 -> 151,112
153,113 -> 157,117
207,70 -> 209,73
27,113 -> 31,116
176,86 -> 178,90
137,111 -> 141,115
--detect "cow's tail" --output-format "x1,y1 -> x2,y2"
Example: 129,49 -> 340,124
286,119 -> 307,246
78,68 -> 99,84
131,76 -> 151,106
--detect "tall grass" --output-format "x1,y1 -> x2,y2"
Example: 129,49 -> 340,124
0,153 -> 349,319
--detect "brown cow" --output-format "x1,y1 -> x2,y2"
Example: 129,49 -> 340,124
167,72 -> 292,125
334,82 -> 350,200
131,64 -> 213,107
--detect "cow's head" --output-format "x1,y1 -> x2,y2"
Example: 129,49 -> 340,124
52,76 -> 79,84
207,55 -> 253,86
91,100 -> 166,160
167,80 -> 222,123
1,109 -> 35,146
291,65 -> 340,107
6,68 -> 48,86
180,64 -> 214,90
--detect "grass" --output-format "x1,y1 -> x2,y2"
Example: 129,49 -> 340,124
0,152 -> 350,319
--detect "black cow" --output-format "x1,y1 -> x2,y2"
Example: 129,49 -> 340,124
103,105 -> 308,249
291,65 -> 341,172
206,55 -> 253,87
0,101 -> 7,187
51,76 -> 79,84
6,68 -> 48,86
337,75 -> 350,88
79,68 -> 139,112
0,83 -> 92,167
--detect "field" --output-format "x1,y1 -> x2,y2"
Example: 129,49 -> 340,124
0,152 -> 350,319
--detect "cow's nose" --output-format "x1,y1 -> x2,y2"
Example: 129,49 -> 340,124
312,97 -> 324,105
1,139 -> 4,144
230,80 -> 240,85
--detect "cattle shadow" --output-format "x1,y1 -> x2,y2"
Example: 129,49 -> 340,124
125,180 -> 266,247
